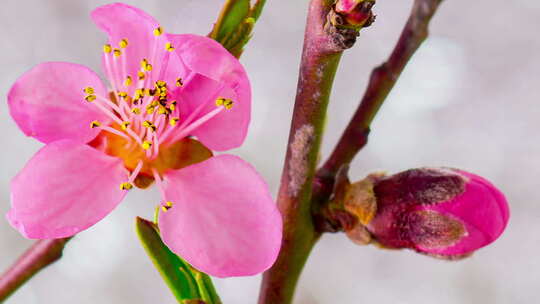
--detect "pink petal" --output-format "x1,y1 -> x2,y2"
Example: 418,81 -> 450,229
158,155 -> 282,277
8,140 -> 129,239
168,34 -> 251,151
91,3 -> 187,88
8,62 -> 109,144
175,74 -> 249,151
425,171 -> 509,255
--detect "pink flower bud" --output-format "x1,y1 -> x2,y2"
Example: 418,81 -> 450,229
334,0 -> 376,28
366,168 -> 509,258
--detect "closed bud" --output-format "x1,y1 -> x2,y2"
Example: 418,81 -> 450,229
334,0 -> 376,28
366,168 -> 509,259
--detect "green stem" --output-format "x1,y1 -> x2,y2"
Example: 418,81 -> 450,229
257,1 -> 355,303
0,238 -> 72,302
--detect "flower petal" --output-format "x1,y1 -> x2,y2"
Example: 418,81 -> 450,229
176,74 -> 249,151
8,140 -> 129,239
168,34 -> 251,150
158,155 -> 282,277
8,62 -> 109,144
91,3 -> 187,88
424,171 -> 509,255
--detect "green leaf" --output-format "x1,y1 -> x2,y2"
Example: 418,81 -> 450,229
209,0 -> 250,41
135,217 -> 221,303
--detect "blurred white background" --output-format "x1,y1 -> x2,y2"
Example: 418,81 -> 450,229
1,0 -> 539,303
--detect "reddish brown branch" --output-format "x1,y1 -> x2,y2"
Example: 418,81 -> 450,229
318,0 -> 445,181
0,238 -> 72,301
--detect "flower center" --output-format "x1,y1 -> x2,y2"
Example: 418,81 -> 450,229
84,27 -> 232,191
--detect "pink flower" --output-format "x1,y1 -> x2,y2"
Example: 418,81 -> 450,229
6,3 -> 282,277
366,168 -> 509,258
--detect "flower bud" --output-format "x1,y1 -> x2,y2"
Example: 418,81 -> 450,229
366,168 -> 509,258
334,0 -> 376,28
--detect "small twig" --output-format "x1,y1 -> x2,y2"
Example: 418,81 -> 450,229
0,238 -> 72,302
318,0 -> 445,181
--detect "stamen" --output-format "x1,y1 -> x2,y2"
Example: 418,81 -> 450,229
128,160 -> 144,183
120,182 -> 133,191
169,117 -> 179,126
119,38 -> 129,49
85,95 -> 97,102
121,121 -> 131,130
153,26 -> 164,36
165,42 -> 175,52
103,44 -> 112,53
215,97 -> 234,110
137,71 -> 146,81
142,140 -> 153,150
142,120 -> 157,132
175,78 -> 184,87
124,76 -> 133,87
169,101 -> 177,111
83,87 -> 95,94
167,106 -> 225,144
113,48 -> 122,57
131,107 -> 141,115
99,125 -> 131,140
90,120 -> 101,128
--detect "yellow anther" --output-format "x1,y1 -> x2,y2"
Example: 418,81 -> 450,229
153,26 -> 164,36
121,121 -> 131,130
120,182 -> 133,191
85,95 -> 97,102
144,88 -> 151,96
119,38 -> 129,48
134,89 -> 145,100
131,107 -> 141,115
118,91 -> 128,99
145,63 -> 153,72
142,141 -> 153,150
140,59 -> 148,69
103,44 -> 112,53
138,71 -> 146,80
90,120 -> 101,128
169,117 -> 179,126
83,87 -> 95,94
161,201 -> 174,212
124,76 -> 132,87
169,102 -> 176,111
146,107 -> 155,115
216,98 -> 234,110
156,80 -> 166,88
223,99 -> 234,109
165,42 -> 175,52
113,48 -> 122,57
150,100 -> 159,107
158,106 -> 168,114
142,120 -> 153,128
175,78 -> 184,87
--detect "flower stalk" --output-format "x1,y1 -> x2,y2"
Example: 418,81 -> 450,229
0,238 -> 72,302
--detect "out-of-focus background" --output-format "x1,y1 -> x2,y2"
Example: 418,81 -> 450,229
0,0 -> 538,303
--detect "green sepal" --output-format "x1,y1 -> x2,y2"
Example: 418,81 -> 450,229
209,0 -> 250,42
209,0 -> 267,58
135,217 -> 221,303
